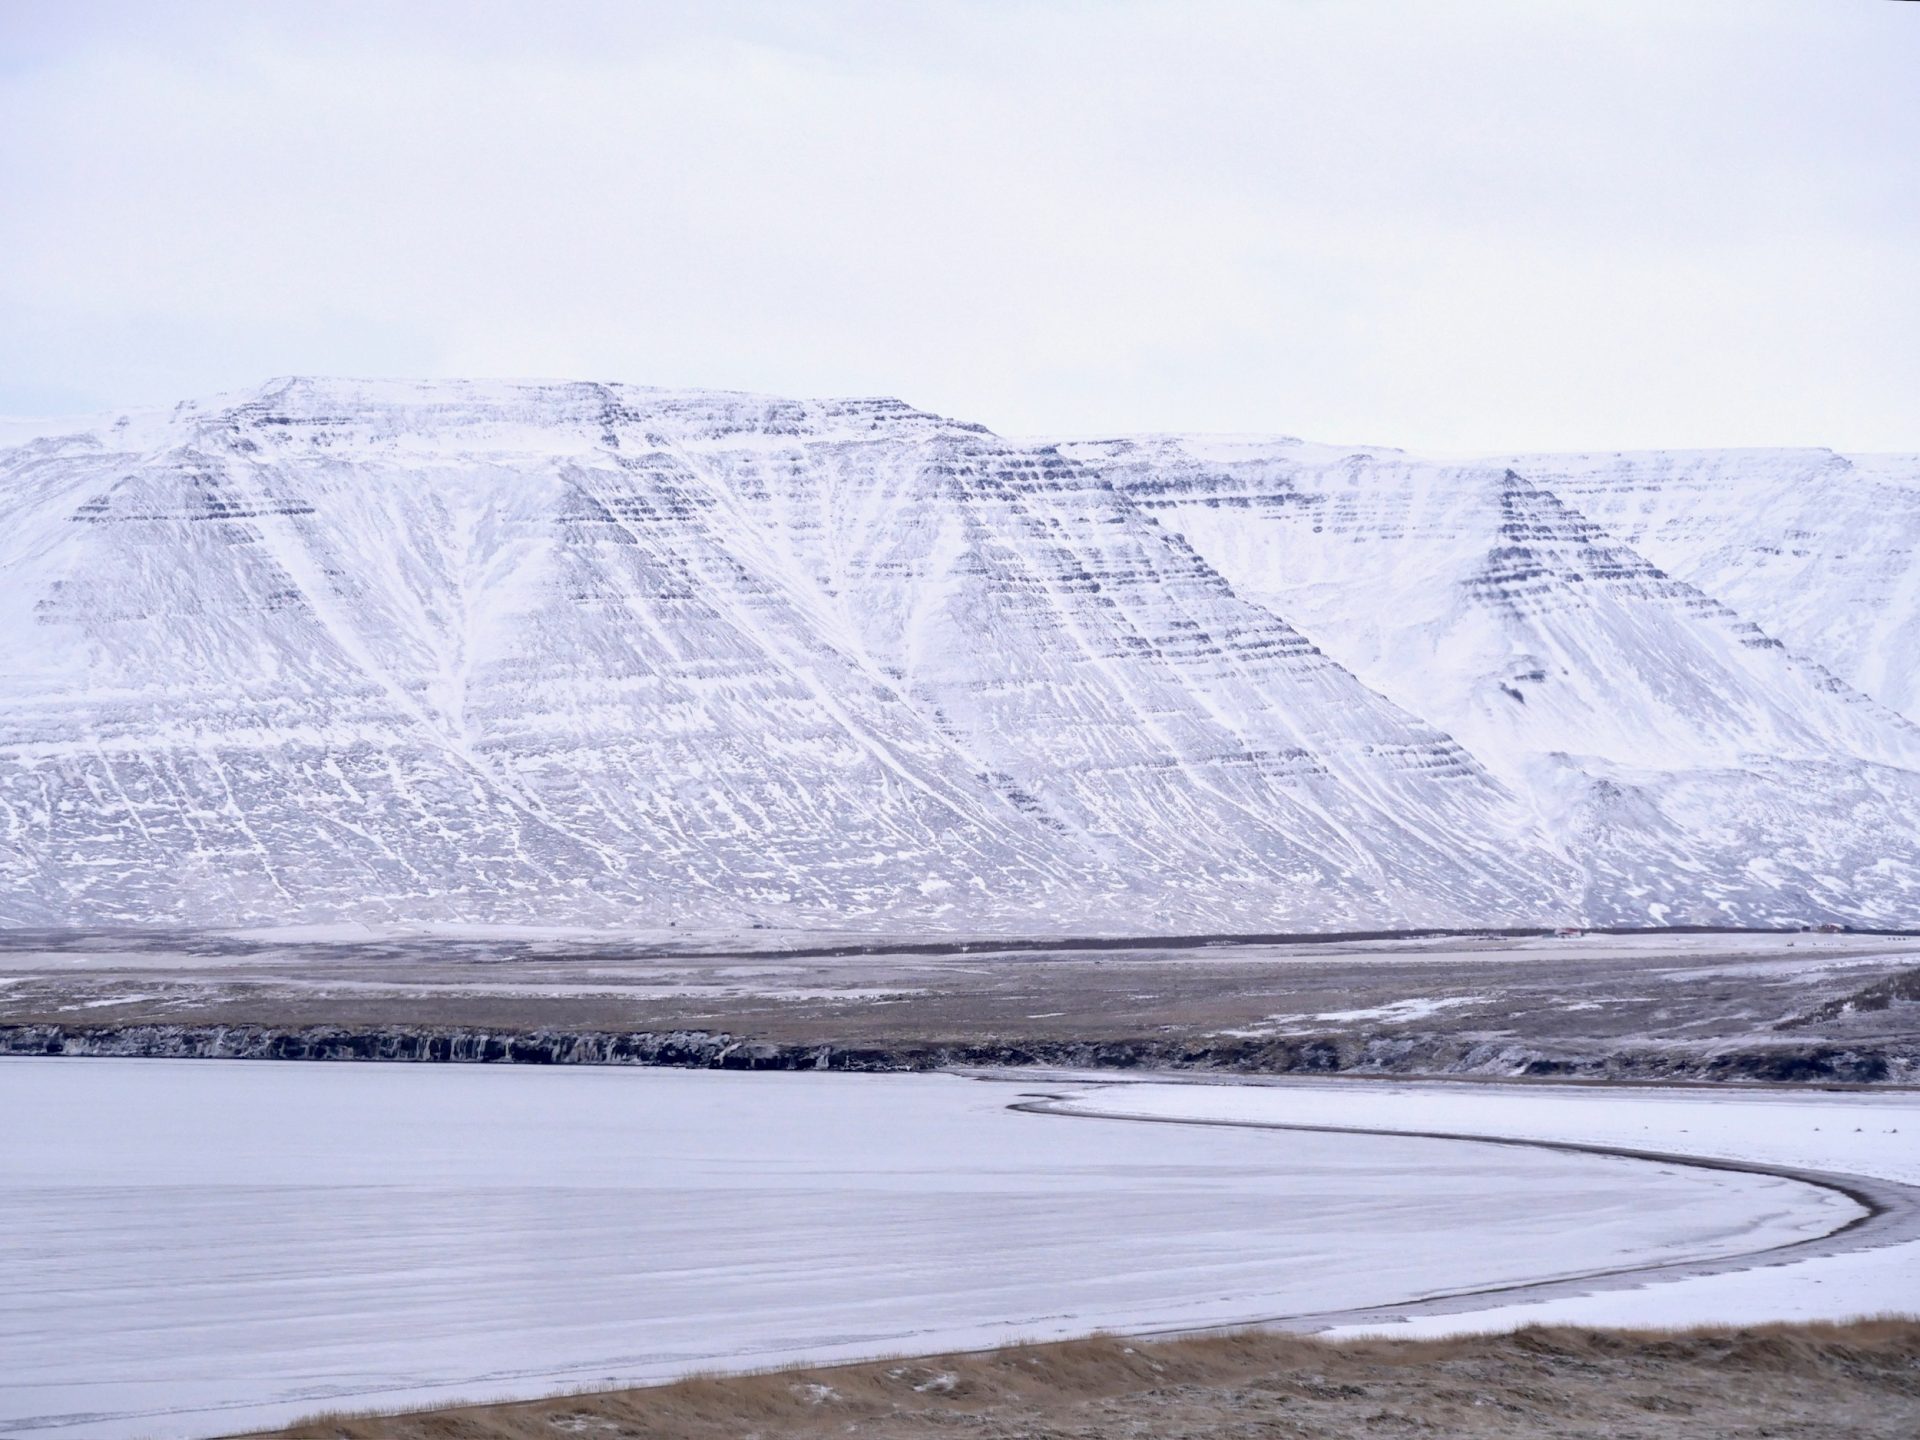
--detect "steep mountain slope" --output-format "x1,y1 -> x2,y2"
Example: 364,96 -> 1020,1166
0,379 -> 1913,932
0,386 -> 1097,929
1059,435 -> 1920,926
1491,448 -> 1920,725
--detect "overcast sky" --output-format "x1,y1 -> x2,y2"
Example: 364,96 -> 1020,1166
1,0 -> 1914,450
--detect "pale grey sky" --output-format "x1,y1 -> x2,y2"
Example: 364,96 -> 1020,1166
2,0 -> 1915,450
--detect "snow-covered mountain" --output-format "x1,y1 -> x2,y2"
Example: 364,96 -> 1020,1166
1,378 -> 1914,932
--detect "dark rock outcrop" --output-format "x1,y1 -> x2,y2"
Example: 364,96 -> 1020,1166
5,1022 -> 1909,1085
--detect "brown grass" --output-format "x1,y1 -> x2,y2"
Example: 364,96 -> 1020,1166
239,1317 -> 1920,1440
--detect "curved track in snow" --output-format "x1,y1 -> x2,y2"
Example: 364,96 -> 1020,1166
1011,1076 -> 1920,1332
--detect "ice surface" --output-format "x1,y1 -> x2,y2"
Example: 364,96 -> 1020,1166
0,1060 -> 1867,1439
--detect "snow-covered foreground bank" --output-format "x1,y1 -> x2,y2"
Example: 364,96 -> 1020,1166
1036,1077 -> 1920,1333
0,1062 -> 1900,1440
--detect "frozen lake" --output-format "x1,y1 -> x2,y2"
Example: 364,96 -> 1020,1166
0,1059 -> 1871,1439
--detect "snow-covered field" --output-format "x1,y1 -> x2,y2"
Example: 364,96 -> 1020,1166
1,1061 -> 1904,1440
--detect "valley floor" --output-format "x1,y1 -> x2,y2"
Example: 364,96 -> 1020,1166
6,930 -> 1918,1438
4,928 -> 1918,1083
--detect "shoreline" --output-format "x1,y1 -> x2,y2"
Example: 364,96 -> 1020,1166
1008,1089 -> 1920,1334
5,1018 -> 1913,1085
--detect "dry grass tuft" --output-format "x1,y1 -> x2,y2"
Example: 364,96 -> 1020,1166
245,1317 -> 1920,1440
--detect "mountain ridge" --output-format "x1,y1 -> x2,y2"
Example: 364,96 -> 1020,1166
1,377 -> 1914,932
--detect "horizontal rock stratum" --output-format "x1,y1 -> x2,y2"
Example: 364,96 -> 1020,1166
1,377 -> 1916,931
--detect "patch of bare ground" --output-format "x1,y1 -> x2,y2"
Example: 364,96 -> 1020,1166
11,930 -> 1920,1085
245,1319 -> 1920,1440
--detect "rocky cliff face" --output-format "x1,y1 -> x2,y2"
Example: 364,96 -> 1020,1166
1,378 -> 1914,931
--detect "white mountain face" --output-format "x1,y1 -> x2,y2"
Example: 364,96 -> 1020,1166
1487,448 -> 1920,725
1,378 -> 1914,933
